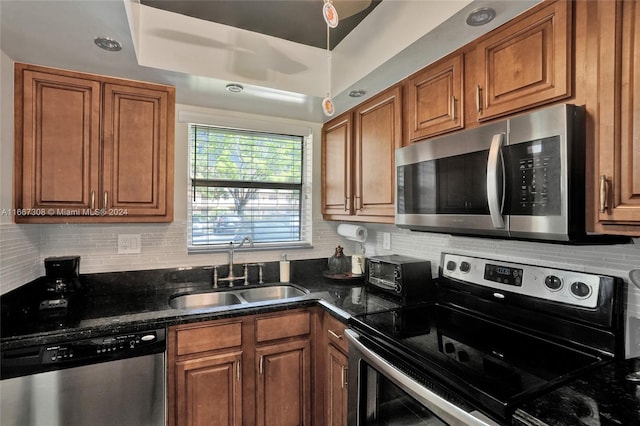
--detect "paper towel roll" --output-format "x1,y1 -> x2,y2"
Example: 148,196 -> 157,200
337,224 -> 368,242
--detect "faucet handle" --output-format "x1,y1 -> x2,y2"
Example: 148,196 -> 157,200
258,262 -> 264,284
243,264 -> 249,286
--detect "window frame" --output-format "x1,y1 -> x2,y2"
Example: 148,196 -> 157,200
185,116 -> 313,253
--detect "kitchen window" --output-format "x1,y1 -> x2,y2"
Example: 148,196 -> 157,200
188,123 -> 311,250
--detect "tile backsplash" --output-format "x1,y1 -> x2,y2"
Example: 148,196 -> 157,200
2,220 -> 639,357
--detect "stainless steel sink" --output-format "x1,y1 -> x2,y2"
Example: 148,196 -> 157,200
239,285 -> 307,303
168,284 -> 309,310
168,291 -> 243,310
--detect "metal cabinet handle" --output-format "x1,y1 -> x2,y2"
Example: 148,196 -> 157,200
91,191 -> 95,210
600,175 -> 608,213
236,361 -> 241,382
451,96 -> 457,121
355,195 -> 362,211
475,85 -> 482,113
341,366 -> 348,388
328,329 -> 343,340
103,191 -> 108,209
259,355 -> 264,375
344,197 -> 349,212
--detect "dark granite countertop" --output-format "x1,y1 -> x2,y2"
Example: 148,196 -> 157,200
2,257 -> 638,426
513,358 -> 640,426
0,258 -> 400,350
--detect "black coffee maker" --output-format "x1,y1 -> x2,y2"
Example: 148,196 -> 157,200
40,256 -> 81,311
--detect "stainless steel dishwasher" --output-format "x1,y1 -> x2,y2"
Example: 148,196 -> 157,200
0,328 -> 166,426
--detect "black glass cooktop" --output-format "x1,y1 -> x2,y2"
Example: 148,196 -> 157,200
349,303 -> 607,421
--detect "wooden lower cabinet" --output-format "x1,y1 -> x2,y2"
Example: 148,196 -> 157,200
322,314 -> 349,426
256,339 -> 312,426
325,345 -> 348,426
168,308 -> 318,426
175,352 -> 243,426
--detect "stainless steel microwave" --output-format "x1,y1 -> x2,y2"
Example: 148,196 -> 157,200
395,103 -> 595,242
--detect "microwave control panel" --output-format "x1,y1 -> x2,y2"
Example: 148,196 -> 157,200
505,136 -> 561,216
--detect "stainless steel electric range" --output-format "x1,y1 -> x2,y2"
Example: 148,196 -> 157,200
346,253 -> 625,425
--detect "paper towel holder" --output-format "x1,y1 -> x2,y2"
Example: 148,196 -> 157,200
337,223 -> 368,243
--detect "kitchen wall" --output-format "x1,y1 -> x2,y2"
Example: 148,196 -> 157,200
1,49 -> 639,357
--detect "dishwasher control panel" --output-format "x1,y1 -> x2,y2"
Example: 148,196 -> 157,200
1,328 -> 166,379
41,329 -> 163,364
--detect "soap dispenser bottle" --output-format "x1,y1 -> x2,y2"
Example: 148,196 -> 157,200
280,254 -> 290,283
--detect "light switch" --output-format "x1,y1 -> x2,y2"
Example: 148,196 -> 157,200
383,232 -> 391,250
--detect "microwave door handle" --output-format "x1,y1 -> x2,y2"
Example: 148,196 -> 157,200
487,133 -> 506,229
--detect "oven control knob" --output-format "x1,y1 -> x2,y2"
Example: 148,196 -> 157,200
444,342 -> 455,353
544,275 -> 563,291
446,261 -> 457,272
570,281 -> 592,298
457,351 -> 470,362
459,262 -> 471,273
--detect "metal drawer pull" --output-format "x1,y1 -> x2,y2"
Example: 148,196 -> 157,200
599,175 -> 608,213
328,330 -> 343,340
91,191 -> 95,210
236,361 -> 241,382
259,355 -> 264,375
104,191 -> 108,209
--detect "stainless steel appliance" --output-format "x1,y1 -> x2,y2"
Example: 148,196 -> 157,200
366,255 -> 433,301
0,328 -> 166,426
346,253 -> 624,425
396,103 -> 592,241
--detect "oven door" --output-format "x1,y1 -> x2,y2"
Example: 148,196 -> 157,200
345,329 -> 498,426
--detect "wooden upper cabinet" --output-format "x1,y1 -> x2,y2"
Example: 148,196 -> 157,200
321,86 -> 401,223
405,53 -> 464,142
594,0 -> 640,234
14,63 -> 175,223
474,0 -> 572,121
15,68 -> 101,213
102,83 -> 172,217
353,85 -> 402,221
321,112 -> 353,217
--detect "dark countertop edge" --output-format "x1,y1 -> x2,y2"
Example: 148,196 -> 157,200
0,295 -> 336,350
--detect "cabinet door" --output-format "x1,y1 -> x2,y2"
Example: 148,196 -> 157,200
405,54 -> 463,142
175,352 -> 243,426
475,0 -> 571,121
595,0 -> 640,232
325,344 -> 348,426
322,112 -> 353,217
256,339 -> 311,426
353,85 -> 402,219
102,83 -> 173,220
15,66 -> 101,215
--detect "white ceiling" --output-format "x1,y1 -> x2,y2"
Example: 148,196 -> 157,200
0,0 -> 540,123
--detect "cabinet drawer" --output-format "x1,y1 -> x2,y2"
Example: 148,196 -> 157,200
325,314 -> 348,353
176,321 -> 242,356
255,311 -> 310,343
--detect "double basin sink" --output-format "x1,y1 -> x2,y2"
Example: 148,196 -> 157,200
169,284 -> 309,310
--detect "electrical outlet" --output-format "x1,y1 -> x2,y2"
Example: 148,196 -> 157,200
382,232 -> 391,250
118,234 -> 141,254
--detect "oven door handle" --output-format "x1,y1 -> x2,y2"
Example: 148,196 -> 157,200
345,329 -> 500,426
487,133 -> 506,229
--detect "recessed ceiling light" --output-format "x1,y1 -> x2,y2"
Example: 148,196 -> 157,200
226,83 -> 244,93
348,90 -> 366,98
466,7 -> 496,26
94,37 -> 122,52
